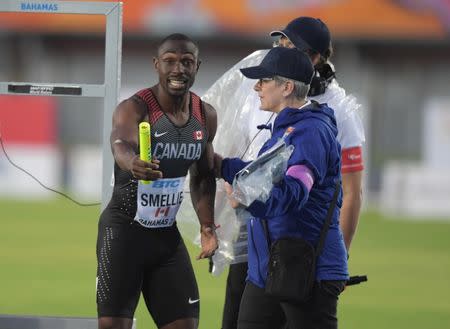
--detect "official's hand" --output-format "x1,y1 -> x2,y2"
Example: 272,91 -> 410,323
197,224 -> 218,260
129,155 -> 163,180
224,182 -> 241,209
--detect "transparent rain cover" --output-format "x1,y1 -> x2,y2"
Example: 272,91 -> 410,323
176,50 -> 364,276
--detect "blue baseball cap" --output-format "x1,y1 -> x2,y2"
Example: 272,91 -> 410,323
240,47 -> 314,84
270,17 -> 331,57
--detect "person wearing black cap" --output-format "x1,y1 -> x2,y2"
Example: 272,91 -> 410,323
214,47 -> 348,329
271,16 -> 331,58
201,17 -> 365,329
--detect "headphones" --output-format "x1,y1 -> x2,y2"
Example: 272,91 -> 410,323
308,63 -> 336,97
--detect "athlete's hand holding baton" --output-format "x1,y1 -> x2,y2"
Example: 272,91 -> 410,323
129,122 -> 162,181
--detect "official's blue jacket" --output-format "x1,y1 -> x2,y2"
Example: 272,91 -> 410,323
222,102 -> 349,288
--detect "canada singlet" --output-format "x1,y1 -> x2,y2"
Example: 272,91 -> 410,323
105,88 -> 208,228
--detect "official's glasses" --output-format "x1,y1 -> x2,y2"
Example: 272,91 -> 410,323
258,77 -> 275,84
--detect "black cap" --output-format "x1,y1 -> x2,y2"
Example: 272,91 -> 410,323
270,17 -> 331,57
240,47 -> 314,84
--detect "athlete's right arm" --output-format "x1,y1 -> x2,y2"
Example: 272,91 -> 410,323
110,98 -> 162,180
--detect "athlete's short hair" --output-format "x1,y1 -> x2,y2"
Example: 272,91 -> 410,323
157,33 -> 199,56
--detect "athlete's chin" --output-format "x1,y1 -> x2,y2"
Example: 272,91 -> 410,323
167,88 -> 189,96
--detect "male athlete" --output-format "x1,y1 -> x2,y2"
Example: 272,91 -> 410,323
96,33 -> 218,329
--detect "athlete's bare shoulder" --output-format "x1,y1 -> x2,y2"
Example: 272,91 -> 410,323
202,101 -> 217,141
202,101 -> 217,117
113,95 -> 148,125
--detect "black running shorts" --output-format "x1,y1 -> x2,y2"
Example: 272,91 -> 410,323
96,211 -> 199,327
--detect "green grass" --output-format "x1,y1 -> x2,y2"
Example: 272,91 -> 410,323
1,199 -> 450,328
340,210 -> 450,329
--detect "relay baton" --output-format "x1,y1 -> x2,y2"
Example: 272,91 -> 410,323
139,122 -> 151,184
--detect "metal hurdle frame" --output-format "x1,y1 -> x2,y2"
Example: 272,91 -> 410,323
0,0 -> 122,209
0,1 -> 126,327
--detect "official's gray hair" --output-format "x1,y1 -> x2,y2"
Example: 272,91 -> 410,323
274,76 -> 310,100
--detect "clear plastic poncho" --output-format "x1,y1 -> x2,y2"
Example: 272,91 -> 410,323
176,49 -> 365,276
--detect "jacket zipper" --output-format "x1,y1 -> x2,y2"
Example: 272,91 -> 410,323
250,218 -> 264,281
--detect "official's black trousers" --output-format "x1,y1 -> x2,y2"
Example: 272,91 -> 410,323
222,262 -> 248,329
237,280 -> 346,329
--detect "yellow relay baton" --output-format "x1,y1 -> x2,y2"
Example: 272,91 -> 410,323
139,122 -> 151,184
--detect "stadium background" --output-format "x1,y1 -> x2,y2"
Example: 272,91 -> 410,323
1,0 -> 449,328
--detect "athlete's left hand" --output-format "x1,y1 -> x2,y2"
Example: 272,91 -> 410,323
197,224 -> 218,260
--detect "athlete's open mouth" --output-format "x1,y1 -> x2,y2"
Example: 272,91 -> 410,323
168,78 -> 188,89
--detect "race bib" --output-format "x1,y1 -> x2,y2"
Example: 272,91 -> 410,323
134,177 -> 186,228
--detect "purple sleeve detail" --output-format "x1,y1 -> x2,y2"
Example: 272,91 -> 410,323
286,165 -> 315,191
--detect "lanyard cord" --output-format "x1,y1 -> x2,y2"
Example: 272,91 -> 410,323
239,113 -> 275,159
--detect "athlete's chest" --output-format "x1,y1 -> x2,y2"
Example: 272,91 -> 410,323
151,115 -> 207,161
